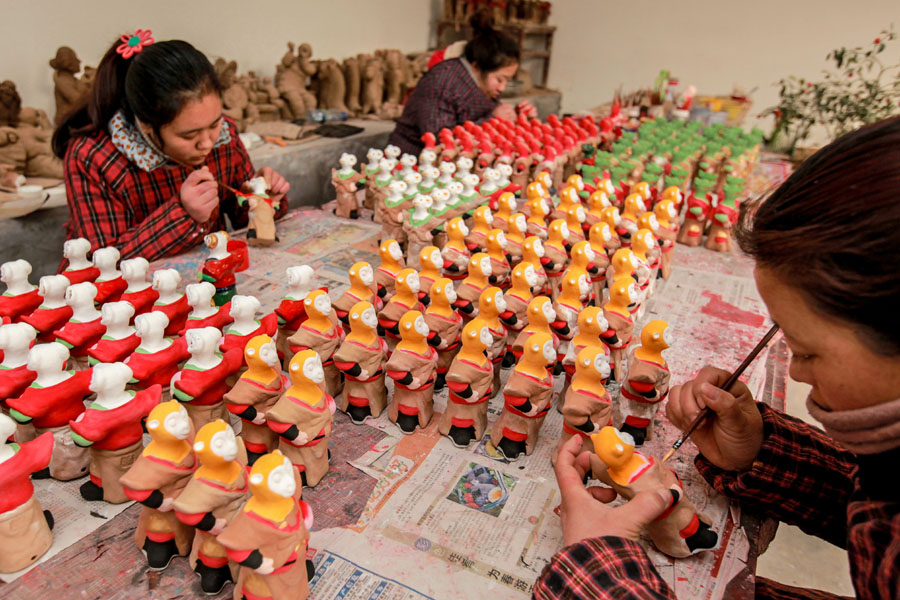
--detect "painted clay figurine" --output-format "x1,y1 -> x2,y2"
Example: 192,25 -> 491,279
275,265 -> 318,363
454,253 -> 492,319
220,295 -> 278,377
485,229 -> 511,289
332,153 -> 365,219
333,301 -> 389,423
475,287 -> 509,394
119,258 -> 158,318
521,236 -> 550,296
240,177 -> 281,245
587,223 -> 614,301
181,282 -> 234,334
440,217 -> 471,283
653,199 -> 679,280
151,269 -> 190,336
0,259 -> 41,322
53,282 -> 105,368
0,414 -> 53,573
92,247 -> 127,305
620,320 -> 671,445
590,427 -> 718,557
423,278 -> 463,391
403,195 -> 436,268
119,401 -> 197,570
380,180 -> 408,245
126,311 -> 189,393
333,262 -> 380,326
554,346 -> 612,463
287,290 -> 345,399
505,213 -> 528,266
417,246 -> 444,301
70,362 -> 161,503
377,269 -> 425,352
201,232 -> 242,307
267,350 -> 335,488
601,278 -> 638,382
385,311 -> 439,434
87,301 -> 139,365
61,238 -> 99,285
544,219 -> 572,299
510,296 -> 560,365
465,206 -> 494,254
0,322 -> 37,403
21,275 -> 72,341
223,335 -> 284,463
440,320 -> 493,448
374,239 -> 406,302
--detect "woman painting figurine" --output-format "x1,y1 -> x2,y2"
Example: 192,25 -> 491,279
536,117 -> 900,599
388,13 -> 535,157
52,31 -> 290,263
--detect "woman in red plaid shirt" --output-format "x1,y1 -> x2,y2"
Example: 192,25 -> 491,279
52,34 -> 289,264
537,117 -> 900,600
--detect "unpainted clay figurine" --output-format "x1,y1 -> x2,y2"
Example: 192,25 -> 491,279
440,320 -> 493,448
0,323 -> 37,403
554,346 -> 612,463
217,450 -> 314,600
441,218 -> 471,283
601,278 -> 638,382
316,59 -> 349,113
275,42 -> 317,120
61,238 -> 99,285
53,282 -> 105,368
119,258 -> 158,318
374,239 -> 406,302
173,419 -> 250,594
333,262 -> 380,326
360,54 -> 385,117
491,331 -> 556,460
0,413 -> 54,573
333,301 -> 389,424
267,350 -> 335,488
119,401 -> 197,571
287,290 -> 345,399
181,282 -> 234,335
275,265 -> 318,364
70,362 -> 161,503
7,342 -> 91,481
343,56 -> 362,116
620,320 -> 671,445
377,269 -> 425,352
404,195 -> 436,268
0,259 -> 41,322
49,46 -> 90,126
385,311 -> 439,434
21,275 -> 72,342
87,301 -> 139,365
223,335 -> 284,464
454,253 -> 492,319
200,232 -> 242,307
91,247 -> 127,305
240,177 -> 281,246
423,278 -> 463,391
332,153 -> 365,219
125,311 -> 189,393
172,327 -> 244,431
590,426 -> 719,557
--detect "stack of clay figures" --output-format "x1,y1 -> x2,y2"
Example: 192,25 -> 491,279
442,0 -> 553,25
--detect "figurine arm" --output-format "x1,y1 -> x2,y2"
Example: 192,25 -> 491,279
695,403 -> 856,549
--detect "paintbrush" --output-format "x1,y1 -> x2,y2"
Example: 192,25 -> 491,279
661,323 -> 781,464
171,159 -> 244,196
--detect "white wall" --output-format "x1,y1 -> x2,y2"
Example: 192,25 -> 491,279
2,0 -> 431,118
547,0 -> 900,142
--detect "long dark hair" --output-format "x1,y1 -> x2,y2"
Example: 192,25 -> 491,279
463,11 -> 520,73
52,38 -> 220,157
735,116 -> 900,355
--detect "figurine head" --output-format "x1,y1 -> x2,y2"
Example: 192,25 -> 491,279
527,296 -> 555,326
510,213 -> 527,236
1,322 -> 37,358
456,156 -> 473,172
65,281 -> 98,307
462,320 -> 492,354
608,278 -> 639,308
147,400 -> 192,442
420,149 -> 437,165
204,231 -> 229,250
473,206 -> 493,227
340,152 -> 358,169
482,167 -> 500,185
92,247 -> 120,274
249,450 -> 296,500
0,259 -> 32,286
400,153 -> 417,169
654,200 -> 678,223
523,331 -> 556,367
548,219 -> 570,242
624,193 -> 647,216
511,262 -> 538,291
388,179 -> 407,196
523,236 -> 545,259
379,157 -> 398,174
135,310 -> 169,340
633,181 -> 651,201
439,161 -> 456,176
245,334 -> 279,370
120,258 -> 150,284
63,238 -> 91,261
591,426 -> 635,470
598,178 -> 615,196
185,326 -> 222,355
600,206 -> 621,228
303,289 -> 332,319
566,174 -> 585,192
430,188 -> 450,210
347,262 -> 374,289
561,271 -> 590,300
380,239 -> 404,264
611,248 -> 639,276
447,180 -> 464,201
447,217 -> 469,238
497,192 -> 516,213
430,278 -> 457,306
478,286 -> 505,318
497,162 -> 513,180
38,274 -> 70,301
230,295 -> 261,321
570,241 -> 596,267
288,349 -> 324,386
367,148 -> 384,163
349,301 -> 377,332
486,229 -> 507,253
525,181 -> 545,202
89,361 -> 133,394
559,186 -> 579,207
384,144 -> 401,160
633,229 -> 658,259
589,190 -> 612,212
247,176 -> 268,195
577,306 -> 609,337
566,205 -> 586,227
412,194 -> 433,212
185,281 -> 216,309
589,222 -> 613,248
535,171 -> 552,191
419,246 -> 442,272
152,269 -> 181,293
641,320 -> 670,352
469,253 -> 492,278
100,300 -> 135,327
26,340 -> 68,373
398,310 -> 429,343
637,213 -> 659,234
395,269 -> 420,296
462,173 -> 480,189
193,419 -> 238,464
662,185 -> 682,204
577,345 -> 611,381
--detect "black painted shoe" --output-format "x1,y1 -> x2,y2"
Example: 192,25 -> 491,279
448,425 -> 476,448
396,413 -> 419,434
143,538 -> 179,570
31,467 -> 51,480
349,210 -> 359,219
685,520 -> 719,554
347,404 -> 372,424
620,424 -> 647,446
79,480 -> 104,502
306,559 -> 316,581
496,437 -> 526,461
195,561 -> 233,595
43,509 -> 54,530
501,351 -> 516,369
433,372 -> 446,391
246,449 -> 265,467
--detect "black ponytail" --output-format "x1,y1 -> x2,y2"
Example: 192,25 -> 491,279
463,10 -> 520,74
52,39 -> 220,158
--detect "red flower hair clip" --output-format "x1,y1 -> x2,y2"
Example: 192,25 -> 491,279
116,29 -> 154,59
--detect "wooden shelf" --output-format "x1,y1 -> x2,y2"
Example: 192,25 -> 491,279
521,50 -> 550,59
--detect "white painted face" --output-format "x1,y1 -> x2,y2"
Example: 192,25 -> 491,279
667,204 -> 678,219
25,339 -> 66,372
209,427 -> 238,462
482,211 -> 494,226
494,291 -> 506,313
38,274 -> 69,299
443,283 -> 458,304
593,353 -> 611,379
600,224 -> 612,242
463,174 -> 479,187
479,256 -> 492,276
359,264 -> 374,285
642,231 -> 658,248
425,166 -> 440,180
629,253 -> 640,268
267,458 -> 297,498
313,293 -> 332,315
301,354 -> 325,383
611,210 -> 621,226
361,307 -> 378,329
429,249 -> 442,268
381,158 -> 398,172
89,362 -> 133,394
563,187 -> 577,204
484,168 -> 499,183
164,406 -> 192,440
479,326 -> 492,347
286,265 -> 313,287
498,163 -> 512,177
404,172 -> 422,186
523,265 -> 538,287
400,154 -> 416,168
578,275 -> 590,296
495,231 -> 507,249
63,238 -> 90,260
389,241 -> 403,261
92,247 -> 119,270
575,206 -> 586,223
187,327 -> 221,354
533,239 -> 545,258
100,301 -> 134,326
448,181 -> 463,196
636,197 -> 647,212
432,189 -> 450,204
539,199 -> 549,215
414,315 -> 429,337
646,215 -> 659,231
457,157 -> 473,170
259,341 -> 280,368
542,301 -> 556,322
604,180 -> 615,195
367,148 -> 384,162
513,214 -> 526,233
66,282 -> 97,306
505,196 -> 517,212
421,150 -> 436,163
559,223 -> 570,240
405,272 -> 420,294
389,180 -> 407,194
542,339 -> 556,363
627,283 -> 639,303
595,312 -> 609,331
440,161 -> 456,175
583,244 -> 596,262
661,327 -> 672,348
248,177 -> 268,195
385,144 -> 401,159
152,269 -> 180,292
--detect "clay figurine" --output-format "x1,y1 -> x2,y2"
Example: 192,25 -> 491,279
119,258 -> 159,318
544,219 -> 572,299
705,193 -> 739,253
526,194 -> 550,241
53,282 -> 105,368
505,213 -> 528,265
440,320 -> 493,447
50,46 -> 90,126
385,311 -> 439,434
465,206 -> 494,254
374,239 -> 406,301
0,414 -> 53,573
149,269 -> 190,336
587,223 -> 614,300
92,247 -> 127,305
172,327 -> 244,430
200,232 -> 242,307
423,278 -> 463,391
590,426 -> 718,557
173,419 -> 249,594
0,259 -> 41,322
440,217 -> 471,283
70,362 -> 161,503
239,177 -> 281,245
403,195 -> 436,268
380,180 -> 408,244
492,192 -> 517,233
61,238 -> 99,285
476,287 -> 510,393
454,253 -> 492,319
181,282 -> 234,334
87,301 -> 140,365
377,269 -> 425,351
126,311 -> 189,393
653,199 -> 679,279
601,278 -> 638,382
490,331 -> 555,460
217,450 -> 314,600
417,246 -> 444,301
620,320 -> 671,445
510,296 -> 559,364
119,400 -> 197,570
618,193 -> 646,248
521,236 -> 551,296
502,262 -> 537,355
7,342 -> 92,481
0,322 -> 37,402
287,290 -> 345,399
267,350 -> 335,488
361,148 -> 384,209
220,296 -> 278,377
21,275 -> 72,341
333,262 -> 380,326
332,153 -> 365,219
554,346 -> 612,463
333,301 -> 389,423
438,160 -> 457,188
275,42 -> 317,120
485,229 -> 511,289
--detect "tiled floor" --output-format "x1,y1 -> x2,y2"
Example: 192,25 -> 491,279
754,377 -> 856,597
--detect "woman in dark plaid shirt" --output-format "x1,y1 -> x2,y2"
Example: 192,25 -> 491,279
52,36 -> 289,264
537,117 -> 900,600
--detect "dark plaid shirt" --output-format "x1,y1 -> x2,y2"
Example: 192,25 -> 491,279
62,116 -> 286,263
388,58 -> 498,156
534,403 -> 899,599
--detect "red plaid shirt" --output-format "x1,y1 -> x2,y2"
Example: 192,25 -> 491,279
534,404 -> 898,599
62,116 -> 287,265
389,58 -> 498,156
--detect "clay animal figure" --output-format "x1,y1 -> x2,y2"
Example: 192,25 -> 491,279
0,413 -> 54,573
86,300 -> 139,365
343,56 -> 362,116
440,320 -> 494,447
151,269 -> 190,336
200,232 -> 242,306
20,275 -> 71,344
53,282 -> 105,368
333,301 -> 389,423
423,278 -> 463,390
590,427 -> 719,557
0,80 -> 22,127
275,42 -> 317,120
385,311 -> 439,434
619,320 -> 671,445
360,55 -> 385,117
181,282 -> 234,334
49,46 -> 90,126
215,58 -> 259,132
92,247 -> 127,305
238,177 -> 280,246
0,322 -> 38,402
119,258 -> 159,318
332,153 -> 365,219
61,237 -> 99,285
316,59 -> 348,113
554,346 -> 612,463
0,259 -> 41,322
125,311 -> 189,394
287,289 -> 345,398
